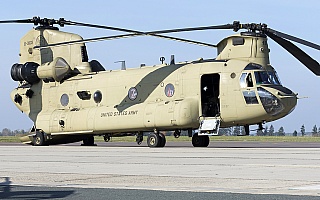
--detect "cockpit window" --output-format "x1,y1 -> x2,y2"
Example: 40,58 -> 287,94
240,72 -> 254,88
254,71 -> 281,85
244,63 -> 263,70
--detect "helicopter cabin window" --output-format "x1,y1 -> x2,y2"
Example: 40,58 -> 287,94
165,83 -> 175,97
201,74 -> 220,117
242,91 -> 259,104
60,94 -> 69,107
254,71 -> 281,85
93,90 -> 102,103
240,72 -> 254,88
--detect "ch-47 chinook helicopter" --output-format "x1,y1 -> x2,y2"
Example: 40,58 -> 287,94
2,17 -> 320,147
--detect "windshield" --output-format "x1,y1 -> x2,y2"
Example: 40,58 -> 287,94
254,71 -> 281,85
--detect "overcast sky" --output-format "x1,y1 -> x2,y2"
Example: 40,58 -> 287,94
1,0 -> 319,133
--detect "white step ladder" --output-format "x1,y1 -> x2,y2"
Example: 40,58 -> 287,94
198,117 -> 221,136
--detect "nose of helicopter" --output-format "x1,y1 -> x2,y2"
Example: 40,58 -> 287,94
277,91 -> 297,115
257,86 -> 297,118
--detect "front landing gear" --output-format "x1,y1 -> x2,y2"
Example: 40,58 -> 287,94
147,132 -> 166,148
192,133 -> 209,147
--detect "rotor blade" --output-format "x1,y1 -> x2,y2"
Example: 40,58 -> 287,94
267,28 -> 320,51
65,20 -> 142,34
34,33 -> 140,49
35,20 -> 217,48
64,20 -> 217,47
148,24 -> 235,34
34,32 -> 216,49
266,31 -> 320,75
66,20 -> 234,35
148,34 -> 216,47
0,19 -> 33,24
0,17 -> 65,26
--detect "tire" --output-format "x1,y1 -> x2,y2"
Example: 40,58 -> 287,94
192,133 -> 202,147
83,135 -> 95,146
192,134 -> 209,147
33,131 -> 45,146
158,133 -> 166,147
202,135 -> 210,147
147,133 -> 160,148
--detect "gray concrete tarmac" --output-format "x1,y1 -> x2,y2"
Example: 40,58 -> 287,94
2,141 -> 320,148
1,185 -> 319,200
0,143 -> 320,199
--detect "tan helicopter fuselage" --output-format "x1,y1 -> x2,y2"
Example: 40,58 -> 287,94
11,28 -> 297,141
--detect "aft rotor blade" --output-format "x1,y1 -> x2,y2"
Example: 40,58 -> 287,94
0,17 -> 66,26
34,33 -> 216,49
266,31 -> 320,75
65,20 -> 141,34
267,28 -> 320,51
65,20 -> 234,35
35,20 -> 217,48
34,33 -> 140,49
64,20 -> 216,47
0,19 -> 33,24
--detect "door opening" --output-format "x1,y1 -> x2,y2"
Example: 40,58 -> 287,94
201,74 -> 220,117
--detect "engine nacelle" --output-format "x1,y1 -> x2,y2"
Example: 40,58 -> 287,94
11,57 -> 71,84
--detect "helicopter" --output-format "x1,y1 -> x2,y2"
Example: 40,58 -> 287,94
1,17 -> 320,147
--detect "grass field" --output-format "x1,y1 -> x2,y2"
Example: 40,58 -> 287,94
1,135 -> 320,143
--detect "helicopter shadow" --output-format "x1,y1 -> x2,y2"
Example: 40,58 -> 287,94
0,177 -> 74,199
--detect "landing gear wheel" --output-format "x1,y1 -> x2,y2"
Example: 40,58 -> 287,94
104,135 -> 111,142
136,133 -> 143,145
244,125 -> 250,136
82,135 -> 96,146
173,130 -> 181,138
192,133 -> 209,147
192,133 -> 202,147
33,131 -> 46,146
202,135 -> 210,147
147,133 -> 160,148
158,133 -> 166,147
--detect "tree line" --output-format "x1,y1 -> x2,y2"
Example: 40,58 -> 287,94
0,128 -> 28,136
1,124 -> 320,137
219,124 -> 320,137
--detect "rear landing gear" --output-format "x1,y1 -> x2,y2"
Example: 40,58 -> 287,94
136,132 -> 143,145
104,134 -> 111,142
192,133 -> 209,147
173,129 -> 181,138
82,135 -> 96,146
147,132 -> 166,148
33,131 -> 46,146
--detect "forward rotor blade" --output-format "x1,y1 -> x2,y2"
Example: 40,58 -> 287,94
148,35 -> 216,47
148,24 -> 235,34
267,28 -> 320,51
65,20 -> 234,35
266,32 -> 320,75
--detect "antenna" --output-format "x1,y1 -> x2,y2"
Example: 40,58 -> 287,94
115,61 -> 126,70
